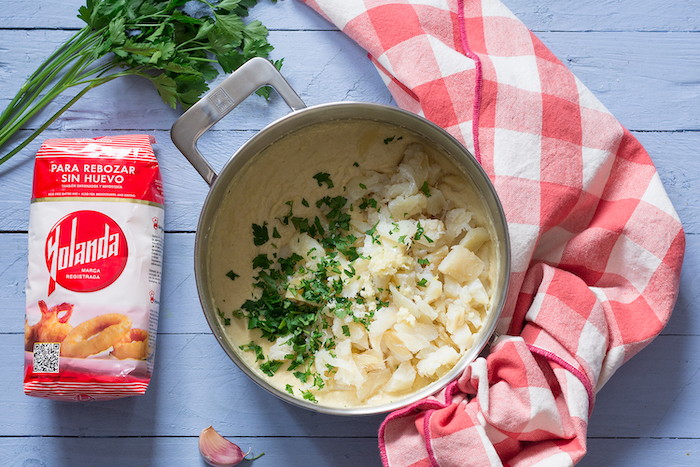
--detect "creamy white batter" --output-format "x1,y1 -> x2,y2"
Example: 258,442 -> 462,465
207,120 -> 498,409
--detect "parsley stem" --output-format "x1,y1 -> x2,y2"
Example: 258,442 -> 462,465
0,0 -> 281,164
187,56 -> 219,62
0,82 -> 99,165
0,50 -> 120,158
0,27 -> 99,129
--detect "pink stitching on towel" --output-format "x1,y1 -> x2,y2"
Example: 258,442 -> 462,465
378,380 -> 460,467
458,0 -> 483,164
526,344 -> 595,416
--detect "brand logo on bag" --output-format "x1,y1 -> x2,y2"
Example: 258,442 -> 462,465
45,210 -> 128,295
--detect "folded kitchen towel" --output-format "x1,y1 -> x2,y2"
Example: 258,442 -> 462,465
301,1 -> 686,465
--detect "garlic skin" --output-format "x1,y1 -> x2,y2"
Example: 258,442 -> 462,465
199,426 -> 246,467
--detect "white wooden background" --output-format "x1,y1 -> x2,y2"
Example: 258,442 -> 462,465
1,0 -> 699,465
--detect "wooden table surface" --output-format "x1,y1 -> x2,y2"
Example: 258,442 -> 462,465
1,1 -> 699,465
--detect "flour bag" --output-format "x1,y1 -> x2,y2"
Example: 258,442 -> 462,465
24,135 -> 164,401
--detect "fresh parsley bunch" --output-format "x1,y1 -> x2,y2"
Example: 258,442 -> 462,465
0,0 -> 281,164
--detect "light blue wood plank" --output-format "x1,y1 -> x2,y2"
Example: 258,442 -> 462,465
1,436 -> 699,467
1,29 -> 699,138
588,331 -> 700,438
1,129 -> 698,234
0,0 -> 336,31
510,0 -> 700,32
4,0 -> 700,32
635,131 -> 700,235
1,329 -> 699,438
1,232 -> 211,334
0,29 -> 394,138
0,436 -> 383,467
581,438 -> 700,467
2,0 -> 700,464
0,333 -> 386,438
3,199 -> 699,335
535,32 -> 700,132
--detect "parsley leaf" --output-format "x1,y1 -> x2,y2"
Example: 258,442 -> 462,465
252,222 -> 269,246
217,309 -> 231,326
313,172 -> 334,188
260,360 -> 284,377
239,342 -> 265,361
301,390 -> 318,403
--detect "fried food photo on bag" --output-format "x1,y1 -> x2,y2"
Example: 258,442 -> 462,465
60,313 -> 132,359
112,329 -> 149,360
24,301 -> 74,350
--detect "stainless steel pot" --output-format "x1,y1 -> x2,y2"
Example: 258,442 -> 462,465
171,57 -> 510,415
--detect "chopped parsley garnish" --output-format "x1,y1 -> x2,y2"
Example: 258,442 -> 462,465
302,390 -> 318,403
415,221 -> 434,243
226,270 -> 239,281
365,222 -> 380,245
359,197 -> 378,210
313,172 -> 334,188
217,309 -> 231,326
417,258 -> 430,266
252,222 -> 269,246
383,135 -> 403,144
420,181 -> 432,197
260,360 -> 284,377
417,278 -> 428,287
239,342 -> 264,361
237,169 -> 442,400
252,254 -> 272,270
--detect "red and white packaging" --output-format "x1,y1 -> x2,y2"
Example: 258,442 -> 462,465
24,135 -> 165,401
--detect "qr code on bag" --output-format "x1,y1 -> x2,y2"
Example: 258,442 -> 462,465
33,343 -> 60,373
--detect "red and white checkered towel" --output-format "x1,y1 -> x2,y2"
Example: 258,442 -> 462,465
301,1 -> 685,465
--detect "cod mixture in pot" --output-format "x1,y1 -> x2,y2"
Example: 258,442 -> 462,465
208,120 -> 499,408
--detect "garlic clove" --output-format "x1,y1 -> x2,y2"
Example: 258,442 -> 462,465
198,426 -> 247,467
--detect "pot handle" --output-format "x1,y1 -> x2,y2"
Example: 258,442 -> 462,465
170,57 -> 306,185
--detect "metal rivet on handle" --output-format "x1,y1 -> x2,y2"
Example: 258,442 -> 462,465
209,88 -> 235,115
